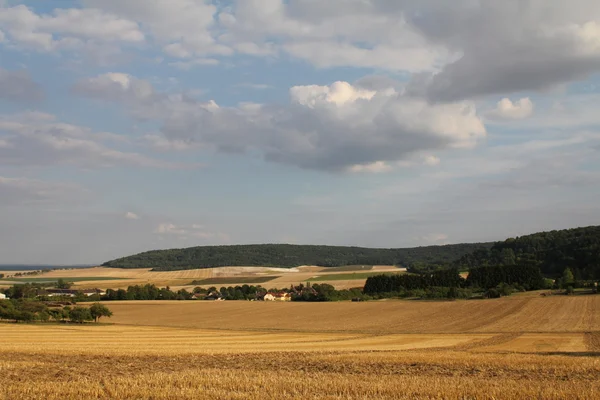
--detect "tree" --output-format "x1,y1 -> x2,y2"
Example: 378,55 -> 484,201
562,268 -> 575,288
56,278 -> 72,289
89,303 -> 113,323
69,307 -> 93,324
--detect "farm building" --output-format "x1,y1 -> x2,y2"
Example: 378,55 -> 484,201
0,293 -> 7,300
263,292 -> 291,302
43,289 -> 105,298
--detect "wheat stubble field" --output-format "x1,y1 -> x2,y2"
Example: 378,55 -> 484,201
2,295 -> 600,399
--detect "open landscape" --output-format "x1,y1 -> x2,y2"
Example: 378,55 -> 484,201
1,295 -> 599,399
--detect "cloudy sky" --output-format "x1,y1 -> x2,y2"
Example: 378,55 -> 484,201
1,0 -> 599,264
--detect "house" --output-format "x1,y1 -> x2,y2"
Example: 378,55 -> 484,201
0,293 -> 7,300
204,291 -> 224,301
263,292 -> 291,302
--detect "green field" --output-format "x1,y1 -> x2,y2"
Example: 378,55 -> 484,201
308,271 -> 405,282
0,277 -> 128,283
321,265 -> 375,272
190,276 -> 280,285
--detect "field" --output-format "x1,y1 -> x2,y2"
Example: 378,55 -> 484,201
0,265 -> 404,291
1,295 -> 600,399
189,276 -> 280,285
0,277 -> 127,283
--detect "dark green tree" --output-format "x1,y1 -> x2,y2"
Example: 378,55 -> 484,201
89,303 -> 113,323
69,307 -> 93,324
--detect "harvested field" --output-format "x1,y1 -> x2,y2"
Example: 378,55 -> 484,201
2,295 -> 600,399
189,276 -> 279,285
2,315 -> 600,398
101,295 -> 600,334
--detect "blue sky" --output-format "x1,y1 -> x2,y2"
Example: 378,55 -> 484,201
1,0 -> 600,264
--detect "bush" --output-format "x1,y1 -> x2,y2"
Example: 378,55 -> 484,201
565,286 -> 575,295
485,288 -> 501,299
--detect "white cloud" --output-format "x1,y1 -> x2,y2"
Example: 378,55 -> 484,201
0,112 -> 197,169
0,4 -> 143,53
423,155 -> 441,166
348,161 -> 392,174
290,81 -> 376,108
125,212 -> 140,220
488,98 -> 534,120
153,223 -> 186,235
83,0 -> 230,59
74,75 -> 486,171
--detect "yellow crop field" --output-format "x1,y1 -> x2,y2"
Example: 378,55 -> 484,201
2,295 -> 600,399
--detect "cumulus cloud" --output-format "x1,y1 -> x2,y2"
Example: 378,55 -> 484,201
487,98 -> 534,120
74,75 -> 486,171
125,212 -> 140,220
83,0 -> 230,59
0,4 -> 143,54
404,1 -> 600,100
0,68 -> 43,102
0,111 -> 196,169
5,0 -> 600,99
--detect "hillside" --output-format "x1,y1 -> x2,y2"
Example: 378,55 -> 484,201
455,225 -> 600,279
102,243 -> 491,271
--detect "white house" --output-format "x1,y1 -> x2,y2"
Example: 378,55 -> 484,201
0,293 -> 7,300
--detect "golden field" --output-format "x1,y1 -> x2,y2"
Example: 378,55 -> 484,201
1,295 -> 600,399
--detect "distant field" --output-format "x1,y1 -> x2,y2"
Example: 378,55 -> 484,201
190,276 -> 280,285
308,271 -> 405,281
0,277 -> 128,283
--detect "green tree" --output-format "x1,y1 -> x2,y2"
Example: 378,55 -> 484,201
89,303 -> 113,323
56,278 -> 72,289
69,307 -> 93,324
562,268 -> 575,288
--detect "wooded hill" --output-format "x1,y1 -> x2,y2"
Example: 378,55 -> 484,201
455,225 -> 600,279
102,225 -> 600,276
102,243 -> 492,271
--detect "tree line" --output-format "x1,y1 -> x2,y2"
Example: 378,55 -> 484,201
0,300 -> 112,324
454,225 -> 600,279
364,264 -> 548,299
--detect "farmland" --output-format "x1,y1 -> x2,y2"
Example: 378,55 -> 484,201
1,295 -> 600,399
0,265 -> 404,291
307,271 -> 405,281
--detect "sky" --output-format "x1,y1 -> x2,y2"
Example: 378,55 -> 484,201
1,0 -> 600,264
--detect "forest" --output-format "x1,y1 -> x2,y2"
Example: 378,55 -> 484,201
454,226 -> 600,279
102,243 -> 491,270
